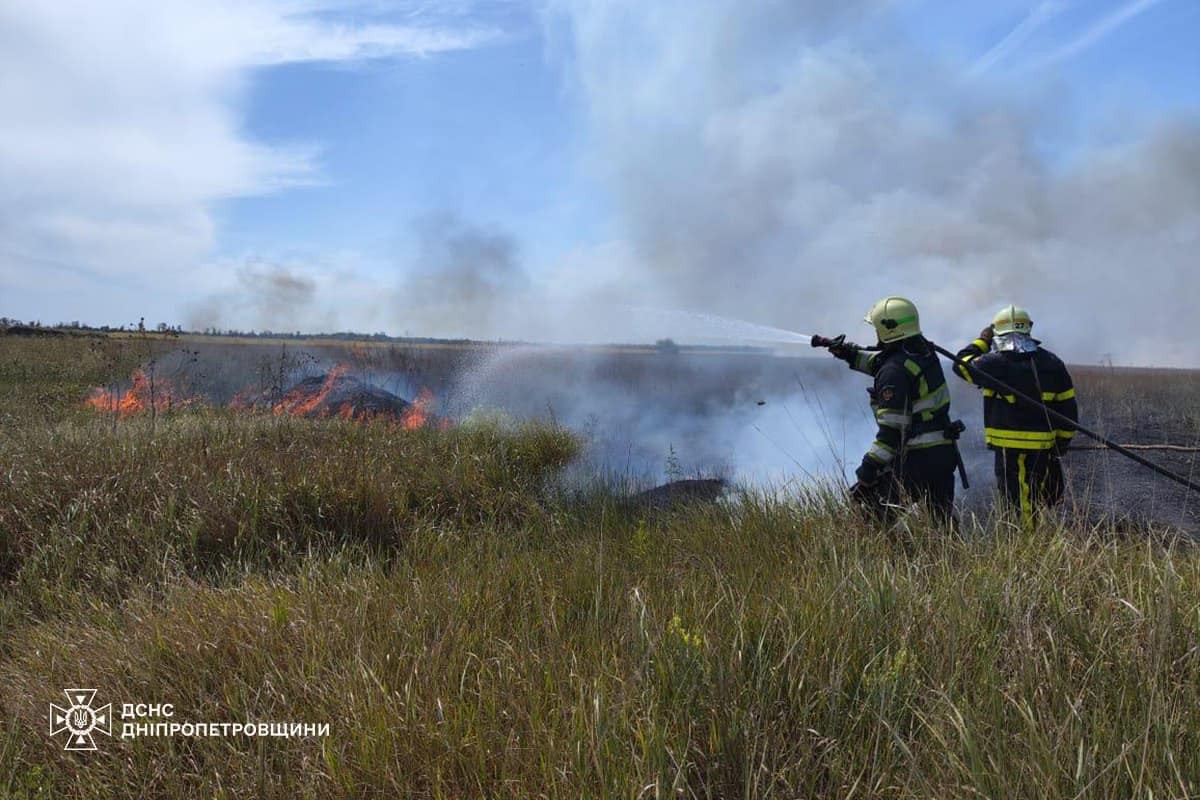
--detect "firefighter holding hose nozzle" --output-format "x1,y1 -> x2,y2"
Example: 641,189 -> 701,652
813,297 -> 962,523
953,305 -> 1078,525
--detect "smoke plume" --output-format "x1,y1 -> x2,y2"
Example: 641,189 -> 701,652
391,212 -> 531,337
186,261 -> 332,333
545,0 -> 1200,365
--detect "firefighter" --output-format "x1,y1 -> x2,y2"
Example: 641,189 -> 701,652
824,297 -> 960,522
953,305 -> 1078,525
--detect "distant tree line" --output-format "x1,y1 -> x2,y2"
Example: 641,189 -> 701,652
0,316 -> 768,353
0,316 -> 183,336
0,316 -> 479,345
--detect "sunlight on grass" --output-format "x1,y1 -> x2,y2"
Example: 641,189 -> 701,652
1,334 -> 1199,798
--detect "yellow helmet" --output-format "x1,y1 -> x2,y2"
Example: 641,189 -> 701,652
864,296 -> 921,344
992,305 -> 1033,336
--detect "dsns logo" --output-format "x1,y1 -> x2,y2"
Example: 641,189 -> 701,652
50,689 -> 112,751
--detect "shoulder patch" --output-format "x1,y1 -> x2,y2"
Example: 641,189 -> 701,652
878,386 -> 895,403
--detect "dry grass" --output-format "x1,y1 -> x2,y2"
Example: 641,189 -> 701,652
1072,365 -> 1200,436
1,334 -> 1199,799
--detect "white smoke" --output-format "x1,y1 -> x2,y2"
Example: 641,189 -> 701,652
541,0 -> 1200,366
404,0 -> 1198,488
447,344 -> 878,487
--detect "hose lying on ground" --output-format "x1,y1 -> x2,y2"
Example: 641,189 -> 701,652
1070,444 -> 1200,453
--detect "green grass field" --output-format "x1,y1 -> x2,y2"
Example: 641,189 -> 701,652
2,333 -> 1200,798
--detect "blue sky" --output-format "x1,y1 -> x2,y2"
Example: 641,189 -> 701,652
2,0 -> 1198,361
225,16 -> 597,258
233,0 -> 1192,263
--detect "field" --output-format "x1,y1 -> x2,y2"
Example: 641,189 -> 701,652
3,331 -> 1200,798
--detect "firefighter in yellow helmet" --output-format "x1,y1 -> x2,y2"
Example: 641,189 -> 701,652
821,297 -> 960,522
953,305 -> 1078,524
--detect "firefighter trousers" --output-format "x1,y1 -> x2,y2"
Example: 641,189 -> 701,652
855,446 -> 957,524
993,448 -> 1064,525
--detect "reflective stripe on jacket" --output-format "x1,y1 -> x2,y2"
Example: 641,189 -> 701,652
954,339 -> 1078,450
851,337 -> 954,467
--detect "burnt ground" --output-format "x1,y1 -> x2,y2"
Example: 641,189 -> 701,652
130,338 -> 1200,537
233,371 -> 414,420
953,418 -> 1200,538
1056,405 -> 1200,538
633,478 -> 727,510
1062,367 -> 1200,536
952,366 -> 1200,537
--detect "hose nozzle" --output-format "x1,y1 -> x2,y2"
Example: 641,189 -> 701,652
811,334 -> 845,349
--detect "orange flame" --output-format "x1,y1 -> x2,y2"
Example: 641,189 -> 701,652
332,400 -> 388,423
84,369 -> 190,417
272,364 -> 349,417
400,387 -> 435,430
90,363 -> 452,429
250,365 -> 447,428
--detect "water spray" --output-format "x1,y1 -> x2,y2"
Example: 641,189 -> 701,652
610,306 -> 813,347
616,307 -> 1199,496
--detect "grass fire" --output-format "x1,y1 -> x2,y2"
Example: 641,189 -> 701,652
2,329 -> 1200,799
4,1 -> 1200,796
83,368 -> 192,417
91,363 -> 446,429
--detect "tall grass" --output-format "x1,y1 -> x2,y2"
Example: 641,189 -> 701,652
1,334 -> 1199,798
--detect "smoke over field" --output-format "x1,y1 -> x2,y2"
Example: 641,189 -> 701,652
142,2 -> 1200,369
94,338 -> 875,485
537,0 -> 1200,365
5,331 -> 1200,798
6,1 -> 1200,795
86,334 -> 1200,534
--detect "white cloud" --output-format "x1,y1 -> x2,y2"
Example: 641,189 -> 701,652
0,0 -> 496,324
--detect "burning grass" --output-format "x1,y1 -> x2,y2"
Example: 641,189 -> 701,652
83,367 -> 193,416
91,362 -> 447,428
3,333 -> 1200,798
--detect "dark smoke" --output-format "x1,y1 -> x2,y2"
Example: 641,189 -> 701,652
391,212 -> 531,336
239,264 -> 317,322
187,262 -> 331,333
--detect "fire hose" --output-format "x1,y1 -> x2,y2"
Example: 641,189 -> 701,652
810,334 -> 973,488
811,334 -> 1200,496
1072,444 -> 1200,453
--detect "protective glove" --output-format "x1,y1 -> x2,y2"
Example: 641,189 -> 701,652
848,480 -> 875,504
978,324 -> 995,348
812,334 -> 860,363
828,340 -> 862,363
854,457 -> 881,486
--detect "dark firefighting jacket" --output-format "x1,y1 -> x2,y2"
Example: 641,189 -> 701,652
954,337 -> 1078,450
849,336 -> 954,479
